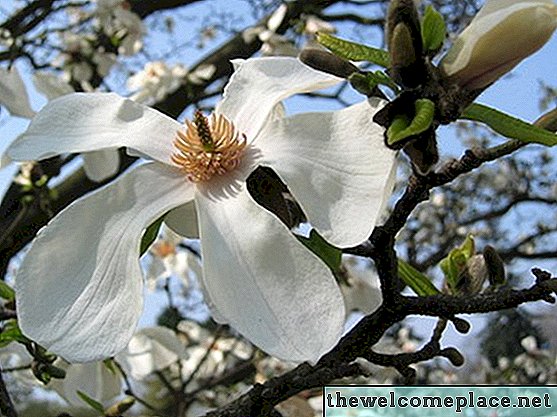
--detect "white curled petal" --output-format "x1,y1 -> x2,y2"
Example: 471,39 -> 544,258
7,93 -> 180,165
82,149 -> 121,182
0,66 -> 35,119
116,326 -> 187,380
16,163 -> 195,362
164,201 -> 199,238
216,57 -> 341,139
258,98 -> 396,248
195,184 -> 345,363
441,0 -> 557,87
50,361 -> 121,406
475,0 -> 556,20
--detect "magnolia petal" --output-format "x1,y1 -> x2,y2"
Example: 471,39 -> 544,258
216,57 -> 341,140
475,0 -> 556,20
441,0 -> 557,88
0,66 -> 35,119
82,149 -> 121,182
195,184 -> 345,363
16,163 -> 195,362
116,326 -> 187,380
164,201 -> 199,238
50,360 -> 121,406
267,3 -> 288,31
7,93 -> 180,165
258,98 -> 396,248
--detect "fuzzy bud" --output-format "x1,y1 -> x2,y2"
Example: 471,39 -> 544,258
105,397 -> 135,416
483,245 -> 506,286
386,0 -> 426,87
441,0 -> 557,90
298,49 -> 359,79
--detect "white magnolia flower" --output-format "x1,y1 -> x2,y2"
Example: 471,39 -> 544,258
54,32 -> 118,83
128,61 -> 188,105
95,0 -> 144,55
186,64 -> 217,85
49,360 -> 122,407
441,0 -> 557,89
146,225 -> 201,290
8,57 -> 396,364
242,4 -> 298,56
116,326 -> 188,380
181,334 -> 253,386
303,16 -> 336,36
0,66 -> 35,119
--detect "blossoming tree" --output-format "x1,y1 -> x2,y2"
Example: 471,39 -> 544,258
0,0 -> 557,416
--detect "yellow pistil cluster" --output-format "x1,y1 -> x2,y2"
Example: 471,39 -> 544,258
172,110 -> 247,182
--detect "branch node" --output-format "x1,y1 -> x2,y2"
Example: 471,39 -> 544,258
449,317 -> 470,334
532,267 -> 552,283
441,347 -> 465,367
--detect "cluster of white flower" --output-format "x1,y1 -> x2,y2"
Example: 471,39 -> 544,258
146,225 -> 201,290
53,32 -> 117,85
128,61 -> 188,105
94,0 -> 144,55
242,3 -> 336,57
51,0 -> 143,85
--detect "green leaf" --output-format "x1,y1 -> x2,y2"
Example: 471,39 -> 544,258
140,216 -> 165,256
461,103 -> 557,146
349,71 -> 400,96
398,259 -> 440,296
439,235 -> 475,291
460,234 -> 475,259
387,99 -> 435,145
0,281 -> 15,301
77,390 -> 105,413
297,230 -> 342,273
103,358 -> 117,375
316,32 -> 390,68
421,5 -> 446,53
0,320 -> 29,348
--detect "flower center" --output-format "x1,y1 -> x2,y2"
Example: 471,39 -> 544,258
171,110 -> 247,182
151,241 -> 176,258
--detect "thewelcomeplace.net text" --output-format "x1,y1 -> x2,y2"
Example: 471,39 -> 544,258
326,390 -> 552,413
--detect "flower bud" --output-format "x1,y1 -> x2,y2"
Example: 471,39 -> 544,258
298,48 -> 359,79
483,245 -> 506,286
386,0 -> 426,87
441,0 -> 557,90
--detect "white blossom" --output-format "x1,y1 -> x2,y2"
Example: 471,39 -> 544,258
146,225 -> 201,290
8,57 -> 396,364
116,326 -> 188,380
128,61 -> 188,105
242,4 -> 298,56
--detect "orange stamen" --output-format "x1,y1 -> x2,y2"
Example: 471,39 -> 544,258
171,112 -> 247,182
